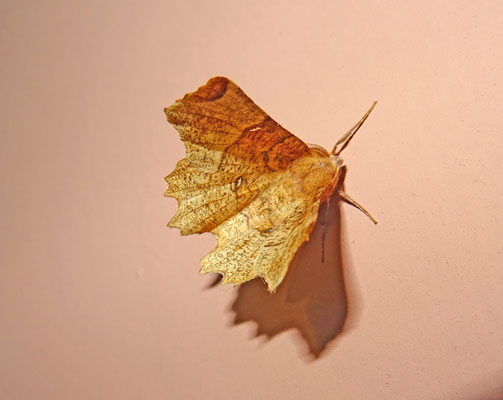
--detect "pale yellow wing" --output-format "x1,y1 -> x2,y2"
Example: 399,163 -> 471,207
164,77 -> 310,235
165,157 -> 278,234
200,169 -> 322,292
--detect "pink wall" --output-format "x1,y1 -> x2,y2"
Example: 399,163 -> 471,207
1,1 -> 502,399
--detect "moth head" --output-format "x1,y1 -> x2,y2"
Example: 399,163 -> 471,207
331,153 -> 345,176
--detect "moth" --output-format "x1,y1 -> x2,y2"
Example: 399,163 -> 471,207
164,77 -> 376,291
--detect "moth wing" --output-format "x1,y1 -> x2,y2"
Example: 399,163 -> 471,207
165,158 -> 274,234
165,76 -> 310,235
200,174 -> 321,292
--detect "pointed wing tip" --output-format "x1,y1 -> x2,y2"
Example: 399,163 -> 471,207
164,77 -> 233,122
164,102 -> 182,123
179,76 -> 231,102
167,218 -> 192,236
200,263 -> 283,292
204,76 -> 235,88
264,279 -> 280,293
163,188 -> 179,202
207,76 -> 230,83
200,267 -> 228,284
200,265 -> 250,288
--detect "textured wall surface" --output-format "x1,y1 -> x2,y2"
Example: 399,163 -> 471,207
1,1 -> 502,399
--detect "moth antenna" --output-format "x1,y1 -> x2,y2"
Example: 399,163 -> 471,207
339,190 -> 377,224
331,101 -> 377,156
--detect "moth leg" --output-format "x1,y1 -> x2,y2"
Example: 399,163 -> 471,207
339,190 -> 377,224
331,101 -> 378,156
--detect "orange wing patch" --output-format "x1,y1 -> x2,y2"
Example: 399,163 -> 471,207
165,77 -> 310,171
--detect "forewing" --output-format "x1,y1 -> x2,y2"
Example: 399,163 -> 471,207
164,77 -> 310,235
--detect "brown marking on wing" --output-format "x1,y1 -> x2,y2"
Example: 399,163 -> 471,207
223,116 -> 310,171
165,76 -> 310,171
183,76 -> 229,102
